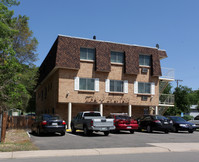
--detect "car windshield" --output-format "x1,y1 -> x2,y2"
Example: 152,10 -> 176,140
43,114 -> 61,120
153,115 -> 168,120
116,115 -> 130,120
84,113 -> 101,117
170,117 -> 186,122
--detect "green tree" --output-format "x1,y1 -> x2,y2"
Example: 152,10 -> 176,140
165,85 -> 192,116
0,0 -> 38,112
0,0 -> 21,111
13,15 -> 38,65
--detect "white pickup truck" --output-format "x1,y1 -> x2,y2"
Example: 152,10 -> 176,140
71,111 -> 115,136
189,115 -> 199,129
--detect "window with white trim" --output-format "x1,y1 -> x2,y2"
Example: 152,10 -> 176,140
111,51 -> 124,64
134,81 -> 155,95
105,79 -> 128,93
74,77 -> 99,91
80,48 -> 95,61
139,55 -> 151,66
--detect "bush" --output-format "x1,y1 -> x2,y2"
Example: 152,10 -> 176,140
182,115 -> 193,121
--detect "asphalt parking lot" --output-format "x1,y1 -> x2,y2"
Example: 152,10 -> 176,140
30,130 -> 199,150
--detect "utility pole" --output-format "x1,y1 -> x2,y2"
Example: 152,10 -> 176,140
175,79 -> 183,88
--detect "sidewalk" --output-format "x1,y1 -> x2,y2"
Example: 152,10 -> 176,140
1,143 -> 199,159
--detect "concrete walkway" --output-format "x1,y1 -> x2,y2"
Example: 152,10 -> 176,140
0,143 -> 199,159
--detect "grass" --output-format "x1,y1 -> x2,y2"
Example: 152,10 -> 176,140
0,129 -> 38,152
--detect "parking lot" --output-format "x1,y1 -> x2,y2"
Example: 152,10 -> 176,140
30,130 -> 199,150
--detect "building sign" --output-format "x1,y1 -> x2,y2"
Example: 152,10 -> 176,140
85,96 -> 130,104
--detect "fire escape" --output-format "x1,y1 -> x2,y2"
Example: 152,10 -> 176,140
158,67 -> 175,115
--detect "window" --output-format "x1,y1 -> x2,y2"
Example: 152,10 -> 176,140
110,80 -> 124,92
134,81 -> 155,95
139,55 -> 151,66
138,82 -> 151,94
79,78 -> 95,91
74,77 -> 99,91
80,48 -> 95,61
105,79 -> 128,93
111,51 -> 124,64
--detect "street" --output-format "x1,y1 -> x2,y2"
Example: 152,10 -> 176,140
30,130 -> 199,150
0,152 -> 198,162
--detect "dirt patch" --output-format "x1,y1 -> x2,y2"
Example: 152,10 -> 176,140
0,129 -> 38,152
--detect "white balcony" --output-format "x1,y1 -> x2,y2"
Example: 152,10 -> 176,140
159,94 -> 175,106
159,67 -> 175,81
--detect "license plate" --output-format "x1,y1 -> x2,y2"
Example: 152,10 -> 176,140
102,128 -> 107,130
164,122 -> 168,124
52,123 -> 58,126
127,126 -> 131,129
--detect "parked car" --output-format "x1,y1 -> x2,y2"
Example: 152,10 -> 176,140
71,111 -> 115,136
137,115 -> 173,133
31,114 -> 66,136
168,116 -> 196,133
188,115 -> 199,129
107,113 -> 138,133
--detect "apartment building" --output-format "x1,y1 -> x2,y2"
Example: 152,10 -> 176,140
36,35 -> 174,128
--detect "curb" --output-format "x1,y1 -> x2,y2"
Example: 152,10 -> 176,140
0,147 -> 169,159
1,143 -> 199,159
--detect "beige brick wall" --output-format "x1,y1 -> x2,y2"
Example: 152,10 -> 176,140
36,62 -> 159,121
36,70 -> 59,114
58,62 -> 159,106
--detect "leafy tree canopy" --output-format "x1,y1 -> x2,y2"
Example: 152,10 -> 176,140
0,0 -> 38,112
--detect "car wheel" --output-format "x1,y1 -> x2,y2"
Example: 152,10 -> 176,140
71,125 -> 76,134
83,126 -> 91,136
104,131 -> 110,136
147,125 -> 152,133
130,130 -> 134,134
173,126 -> 178,133
188,130 -> 193,133
164,130 -> 169,134
61,131 -> 66,136
37,127 -> 40,136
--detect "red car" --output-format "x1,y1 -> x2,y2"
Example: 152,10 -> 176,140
107,113 -> 138,133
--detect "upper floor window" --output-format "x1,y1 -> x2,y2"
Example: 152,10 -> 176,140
105,79 -> 128,93
111,51 -> 124,64
74,77 -> 99,91
139,55 -> 151,66
80,48 -> 95,61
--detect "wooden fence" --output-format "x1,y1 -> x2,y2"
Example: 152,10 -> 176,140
0,114 -> 34,143
7,116 -> 34,129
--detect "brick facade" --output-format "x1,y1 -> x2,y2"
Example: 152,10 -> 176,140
36,35 -> 167,124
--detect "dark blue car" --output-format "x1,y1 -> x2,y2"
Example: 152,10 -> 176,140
168,116 -> 196,133
31,114 -> 66,136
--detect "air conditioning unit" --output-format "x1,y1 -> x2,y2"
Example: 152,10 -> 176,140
141,68 -> 148,74
141,96 -> 148,101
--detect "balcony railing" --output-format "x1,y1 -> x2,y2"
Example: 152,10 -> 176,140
159,67 -> 175,80
159,94 -> 175,105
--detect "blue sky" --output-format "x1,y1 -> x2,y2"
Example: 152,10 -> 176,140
11,0 -> 199,90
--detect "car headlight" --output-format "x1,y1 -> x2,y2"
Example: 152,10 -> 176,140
179,124 -> 188,127
192,124 -> 196,127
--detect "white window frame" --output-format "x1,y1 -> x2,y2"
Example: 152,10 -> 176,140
74,77 -> 99,91
105,79 -> 128,93
134,81 -> 155,95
